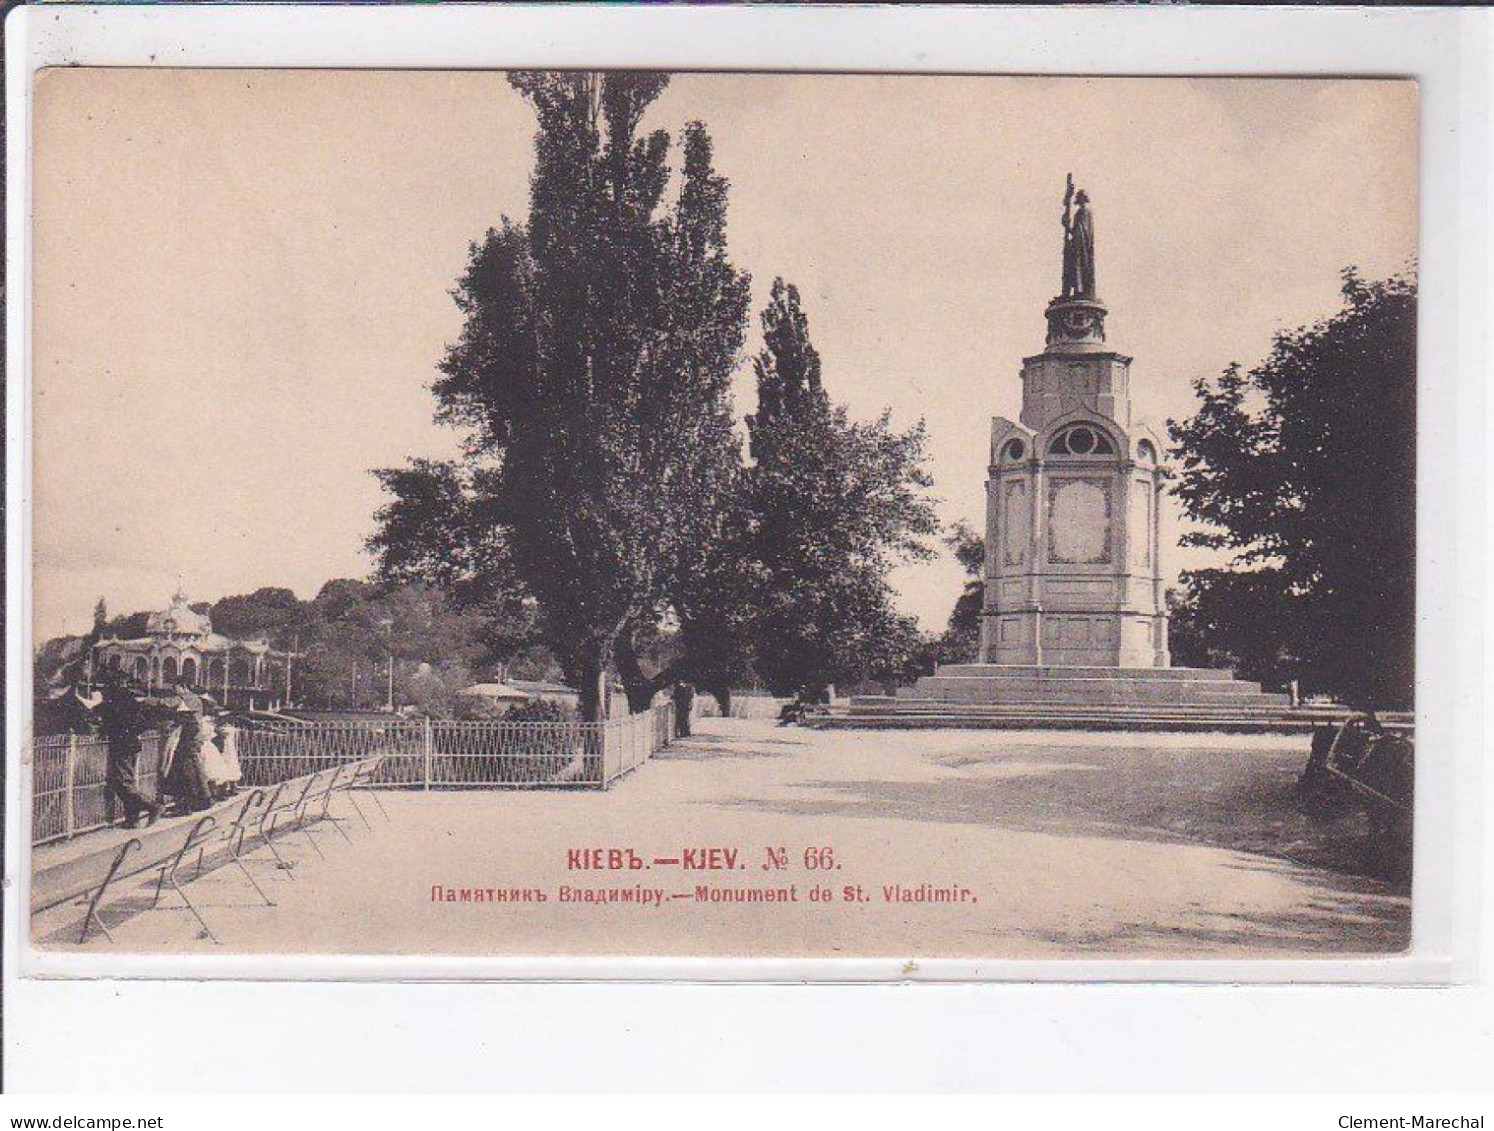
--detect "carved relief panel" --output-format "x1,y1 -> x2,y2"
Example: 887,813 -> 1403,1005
1047,477 -> 1112,564
1129,479 -> 1153,572
1002,479 -> 1028,567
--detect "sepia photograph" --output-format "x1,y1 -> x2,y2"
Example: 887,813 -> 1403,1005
23,67 -> 1419,965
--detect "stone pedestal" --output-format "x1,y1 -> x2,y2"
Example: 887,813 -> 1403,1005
978,295 -> 1169,668
845,289 -> 1295,731
898,665 -> 1287,709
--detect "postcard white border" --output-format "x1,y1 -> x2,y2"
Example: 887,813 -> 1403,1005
4,3 -> 1486,1005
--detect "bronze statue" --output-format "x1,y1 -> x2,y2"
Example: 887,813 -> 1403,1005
1061,173 -> 1096,299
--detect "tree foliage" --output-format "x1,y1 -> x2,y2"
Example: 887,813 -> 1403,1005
210,586 -> 304,641
369,78 -> 944,713
743,279 -> 939,700
32,578 -> 547,728
1165,573 -> 1299,687
1167,268 -> 1416,708
936,521 -> 986,666
614,475 -> 761,714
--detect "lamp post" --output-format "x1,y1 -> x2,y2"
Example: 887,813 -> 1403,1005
378,617 -> 395,712
285,633 -> 298,708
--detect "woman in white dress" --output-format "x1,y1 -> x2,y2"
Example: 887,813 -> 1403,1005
218,719 -> 243,790
198,711 -> 237,799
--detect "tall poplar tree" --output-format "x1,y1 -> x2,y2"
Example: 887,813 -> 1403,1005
743,279 -> 938,701
369,72 -> 750,720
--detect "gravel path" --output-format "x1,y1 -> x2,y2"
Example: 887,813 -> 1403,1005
33,718 -> 1410,958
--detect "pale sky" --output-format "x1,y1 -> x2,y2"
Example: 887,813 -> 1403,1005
32,71 -> 1417,641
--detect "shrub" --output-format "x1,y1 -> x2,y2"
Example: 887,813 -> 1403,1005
502,698 -> 573,724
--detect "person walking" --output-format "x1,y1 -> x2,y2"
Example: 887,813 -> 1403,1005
96,671 -> 162,828
160,680 -> 214,814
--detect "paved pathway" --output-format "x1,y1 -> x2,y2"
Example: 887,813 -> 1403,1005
32,718 -> 1409,958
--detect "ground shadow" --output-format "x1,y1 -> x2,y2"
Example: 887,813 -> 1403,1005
714,740 -> 1410,894
32,830 -> 317,949
33,869 -> 286,949
1001,892 -> 1410,955
657,732 -> 808,761
706,746 -> 1410,953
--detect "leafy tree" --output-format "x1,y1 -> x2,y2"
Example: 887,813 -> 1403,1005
103,610 -> 150,640
1166,574 -> 1298,686
1167,268 -> 1415,709
743,279 -> 938,700
370,72 -> 750,721
884,523 -> 986,688
613,474 -> 761,714
937,521 -> 986,665
290,580 -> 495,711
398,660 -> 477,720
37,579 -> 524,715
666,483 -> 762,710
91,598 -> 108,636
210,586 -> 305,644
862,612 -> 926,694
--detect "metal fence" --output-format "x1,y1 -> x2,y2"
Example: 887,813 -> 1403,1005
30,703 -> 676,845
31,732 -> 162,845
601,702 -> 676,784
236,703 -> 675,790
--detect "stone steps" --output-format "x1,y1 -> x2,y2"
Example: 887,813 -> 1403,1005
898,661 -> 1294,710
806,712 -> 1318,734
901,680 -> 1289,708
830,663 -> 1345,733
850,697 -> 1294,717
814,698 -> 1405,735
932,664 -> 1237,682
810,704 -> 1335,734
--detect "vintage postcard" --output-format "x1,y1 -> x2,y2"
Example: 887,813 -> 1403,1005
22,68 -> 1421,969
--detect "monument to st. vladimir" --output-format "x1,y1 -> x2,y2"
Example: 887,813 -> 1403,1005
978,175 -> 1169,668
819,178 -> 1293,729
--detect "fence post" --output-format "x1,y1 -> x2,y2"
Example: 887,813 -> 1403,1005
422,717 -> 433,791
64,733 -> 78,839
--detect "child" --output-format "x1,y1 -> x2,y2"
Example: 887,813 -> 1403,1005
198,711 -> 238,801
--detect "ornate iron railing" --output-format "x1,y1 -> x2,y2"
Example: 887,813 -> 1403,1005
29,703 -> 676,845
30,732 -> 162,845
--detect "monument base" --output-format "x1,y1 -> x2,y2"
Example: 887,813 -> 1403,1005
807,663 -> 1330,733
903,664 -> 1285,707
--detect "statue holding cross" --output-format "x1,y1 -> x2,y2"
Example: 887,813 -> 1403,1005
1060,174 -> 1096,299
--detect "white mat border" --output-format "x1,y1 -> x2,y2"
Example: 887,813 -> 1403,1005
3,3 -> 1484,990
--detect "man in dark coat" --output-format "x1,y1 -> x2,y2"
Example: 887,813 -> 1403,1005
97,672 -> 162,827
